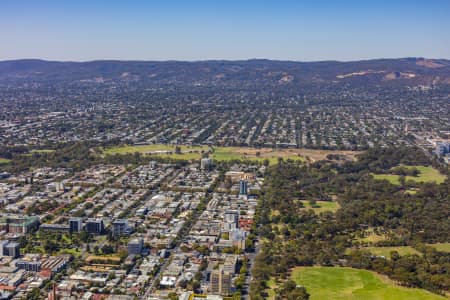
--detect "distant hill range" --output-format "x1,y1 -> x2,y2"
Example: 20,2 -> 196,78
0,57 -> 449,87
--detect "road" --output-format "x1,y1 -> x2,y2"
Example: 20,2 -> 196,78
242,240 -> 261,299
141,258 -> 171,299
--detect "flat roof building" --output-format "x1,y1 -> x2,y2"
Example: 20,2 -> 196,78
128,238 -> 143,255
69,217 -> 83,233
85,219 -> 104,235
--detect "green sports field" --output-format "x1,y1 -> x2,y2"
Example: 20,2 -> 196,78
211,146 -> 305,165
211,147 -> 245,161
289,267 -> 446,300
0,158 -> 11,164
98,144 -> 358,165
427,243 -> 450,252
300,200 -> 340,214
372,165 -> 446,185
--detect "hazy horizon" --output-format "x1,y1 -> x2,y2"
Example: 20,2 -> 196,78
1,0 -> 450,62
1,56 -> 449,63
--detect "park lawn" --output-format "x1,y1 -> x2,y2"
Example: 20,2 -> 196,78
356,228 -> 389,244
59,247 -> 82,257
358,234 -> 388,244
260,156 -> 285,165
212,147 -> 249,161
412,166 -> 447,184
32,246 -> 46,254
300,200 -> 340,214
103,144 -> 209,155
212,146 -> 304,165
427,243 -> 450,252
105,144 -> 308,164
0,158 -> 11,164
103,144 -> 209,160
266,277 -> 278,299
61,234 -> 74,244
372,165 -> 446,185
404,189 -> 418,195
289,266 -> 446,300
154,152 -> 202,160
346,246 -> 421,257
372,174 -> 401,185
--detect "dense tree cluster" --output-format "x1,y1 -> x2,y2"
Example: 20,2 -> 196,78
250,147 -> 449,298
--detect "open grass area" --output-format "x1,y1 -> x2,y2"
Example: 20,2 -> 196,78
61,234 -> 72,243
358,234 -> 388,244
427,243 -> 450,252
266,277 -> 279,299
59,247 -> 82,257
0,158 -> 11,164
404,189 -> 418,195
300,200 -> 340,214
103,144 -> 359,164
212,146 -> 305,165
372,165 -> 446,185
104,144 -> 170,154
372,174 -> 402,185
223,147 -> 359,162
347,246 -> 421,257
356,229 -> 388,244
103,144 -> 209,160
288,267 -> 446,300
212,147 -> 248,161
152,152 -> 203,160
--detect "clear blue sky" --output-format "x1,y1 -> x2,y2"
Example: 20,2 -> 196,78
1,0 -> 449,61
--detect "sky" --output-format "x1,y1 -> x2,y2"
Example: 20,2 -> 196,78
1,0 -> 450,62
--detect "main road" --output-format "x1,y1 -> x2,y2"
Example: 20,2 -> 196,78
242,240 -> 261,300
